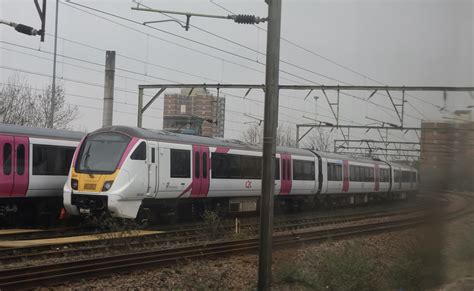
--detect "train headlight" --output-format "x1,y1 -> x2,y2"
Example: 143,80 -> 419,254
102,181 -> 114,191
71,179 -> 78,190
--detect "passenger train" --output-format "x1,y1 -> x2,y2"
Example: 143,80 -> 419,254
0,124 -> 84,223
64,126 -> 418,221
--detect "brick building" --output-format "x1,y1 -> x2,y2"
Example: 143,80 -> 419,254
419,115 -> 474,191
163,88 -> 225,137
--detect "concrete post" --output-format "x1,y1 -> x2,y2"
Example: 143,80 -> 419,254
102,50 -> 115,127
258,0 -> 282,290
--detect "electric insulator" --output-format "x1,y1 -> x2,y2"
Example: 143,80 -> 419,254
234,14 -> 258,24
14,24 -> 38,36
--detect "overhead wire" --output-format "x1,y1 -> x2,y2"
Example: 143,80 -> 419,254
62,0 -> 421,124
208,0 -> 440,117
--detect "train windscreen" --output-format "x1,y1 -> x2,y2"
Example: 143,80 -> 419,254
75,132 -> 131,174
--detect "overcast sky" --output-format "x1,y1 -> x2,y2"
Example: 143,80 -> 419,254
0,0 -> 472,154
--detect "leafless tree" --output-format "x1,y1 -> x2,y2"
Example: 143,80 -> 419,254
303,127 -> 333,152
0,75 -> 78,129
0,76 -> 38,126
240,123 -> 296,147
36,84 -> 78,129
276,124 -> 296,147
240,124 -> 262,145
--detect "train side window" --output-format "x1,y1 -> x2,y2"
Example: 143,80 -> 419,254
17,144 -> 25,175
229,154 -> 241,178
202,152 -> 207,179
327,163 -> 333,181
282,160 -> 286,180
328,163 -> 341,181
131,142 -> 146,160
211,153 -> 227,178
241,155 -> 261,179
194,152 -> 200,178
33,145 -> 75,176
349,166 -> 355,181
274,158 -> 280,180
3,143 -> 12,175
170,149 -> 190,178
151,149 -> 156,163
293,160 -> 314,180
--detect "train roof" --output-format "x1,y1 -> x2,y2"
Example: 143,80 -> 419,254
92,126 -> 413,170
0,123 -> 85,141
93,125 -> 312,156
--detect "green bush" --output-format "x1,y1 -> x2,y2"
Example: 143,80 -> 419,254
202,210 -> 224,240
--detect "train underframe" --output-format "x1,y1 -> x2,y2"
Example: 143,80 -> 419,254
0,197 -> 63,226
70,190 -> 417,224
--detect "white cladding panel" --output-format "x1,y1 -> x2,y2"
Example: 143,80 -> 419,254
26,137 -> 78,197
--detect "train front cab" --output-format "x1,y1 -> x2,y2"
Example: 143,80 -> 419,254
64,132 -> 153,219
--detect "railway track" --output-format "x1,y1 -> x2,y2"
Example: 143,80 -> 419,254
0,214 -> 443,289
0,192 -> 467,289
0,203 -> 424,265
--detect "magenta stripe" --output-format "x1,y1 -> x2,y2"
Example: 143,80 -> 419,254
215,147 -> 230,154
71,136 -> 86,167
117,137 -> 139,168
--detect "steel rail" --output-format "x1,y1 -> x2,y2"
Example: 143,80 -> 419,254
0,215 -> 439,289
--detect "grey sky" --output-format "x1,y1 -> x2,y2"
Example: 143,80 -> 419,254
0,0 -> 472,150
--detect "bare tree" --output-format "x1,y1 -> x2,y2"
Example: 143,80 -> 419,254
240,123 -> 296,147
36,84 -> 78,129
0,75 -> 78,129
303,127 -> 333,152
240,124 -> 262,144
276,124 -> 296,147
0,76 -> 38,126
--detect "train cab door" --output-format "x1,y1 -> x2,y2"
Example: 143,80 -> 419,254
191,145 -> 210,198
0,135 -> 14,197
147,141 -> 158,195
11,136 -> 29,196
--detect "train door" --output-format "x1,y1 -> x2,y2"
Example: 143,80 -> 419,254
0,135 -> 14,197
11,136 -> 29,196
147,141 -> 158,195
191,145 -> 210,197
279,154 -> 292,195
342,160 -> 349,192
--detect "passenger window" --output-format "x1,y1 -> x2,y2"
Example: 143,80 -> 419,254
202,152 -> 207,179
151,148 -> 156,163
33,145 -> 75,176
194,152 -> 200,178
17,144 -> 25,175
3,143 -> 12,175
287,160 -> 291,180
274,158 -> 280,180
170,149 -> 190,178
293,160 -> 315,180
131,142 -> 146,160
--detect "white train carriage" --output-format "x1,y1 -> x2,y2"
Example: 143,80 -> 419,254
391,162 -> 418,199
315,151 -> 393,205
64,126 -> 418,220
0,124 -> 84,221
